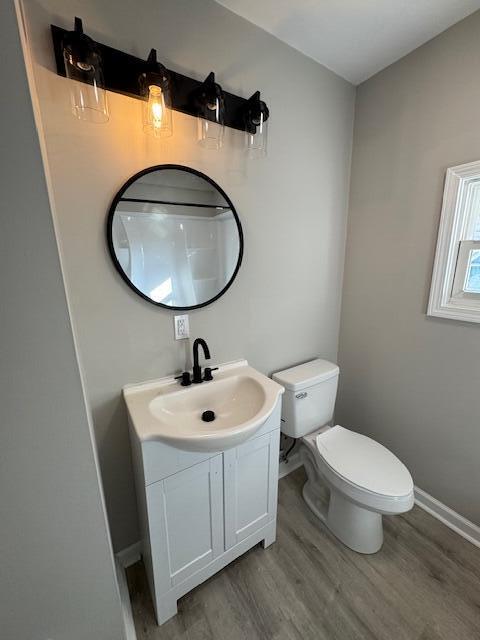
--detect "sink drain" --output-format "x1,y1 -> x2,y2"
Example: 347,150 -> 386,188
202,410 -> 215,422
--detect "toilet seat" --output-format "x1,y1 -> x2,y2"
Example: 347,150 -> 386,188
303,426 -> 414,515
316,425 -> 413,497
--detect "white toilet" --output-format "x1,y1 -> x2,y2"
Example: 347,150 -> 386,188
273,359 -> 414,554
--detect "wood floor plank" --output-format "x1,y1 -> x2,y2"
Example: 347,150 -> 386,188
126,468 -> 480,640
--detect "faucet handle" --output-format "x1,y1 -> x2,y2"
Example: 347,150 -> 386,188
203,367 -> 218,382
175,371 -> 192,386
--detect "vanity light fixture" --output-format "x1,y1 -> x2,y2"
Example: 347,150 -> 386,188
244,91 -> 269,158
61,17 -> 109,123
193,72 -> 226,150
52,20 -> 271,141
139,49 -> 173,138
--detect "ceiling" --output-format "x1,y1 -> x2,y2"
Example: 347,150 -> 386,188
215,0 -> 480,84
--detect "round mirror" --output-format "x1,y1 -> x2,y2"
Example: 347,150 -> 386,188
107,165 -> 243,310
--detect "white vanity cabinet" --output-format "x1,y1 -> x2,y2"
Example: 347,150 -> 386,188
129,399 -> 281,626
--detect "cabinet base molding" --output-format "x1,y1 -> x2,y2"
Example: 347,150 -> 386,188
152,520 -> 276,625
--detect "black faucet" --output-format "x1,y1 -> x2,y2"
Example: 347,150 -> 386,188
192,338 -> 211,384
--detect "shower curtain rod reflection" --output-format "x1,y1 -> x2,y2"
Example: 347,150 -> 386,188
120,197 -> 231,210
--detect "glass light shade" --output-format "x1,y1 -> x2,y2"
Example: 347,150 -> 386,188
195,74 -> 225,150
245,112 -> 268,158
197,96 -> 225,150
143,85 -> 173,138
62,20 -> 108,123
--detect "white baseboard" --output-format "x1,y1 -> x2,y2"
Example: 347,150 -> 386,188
279,452 -> 303,479
116,541 -> 142,569
276,463 -> 480,549
414,487 -> 480,549
115,542 -> 142,639
115,557 -> 137,640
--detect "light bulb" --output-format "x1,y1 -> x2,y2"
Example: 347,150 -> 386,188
143,84 -> 172,138
151,100 -> 163,124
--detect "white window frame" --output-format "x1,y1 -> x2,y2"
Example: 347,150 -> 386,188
428,160 -> 480,323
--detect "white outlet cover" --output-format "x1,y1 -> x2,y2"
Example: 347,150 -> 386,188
174,314 -> 189,340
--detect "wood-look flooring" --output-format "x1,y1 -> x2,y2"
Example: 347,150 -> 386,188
126,467 -> 480,640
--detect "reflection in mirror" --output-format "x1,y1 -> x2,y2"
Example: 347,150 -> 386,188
108,167 -> 242,309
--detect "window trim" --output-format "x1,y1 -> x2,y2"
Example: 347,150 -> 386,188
428,160 -> 480,323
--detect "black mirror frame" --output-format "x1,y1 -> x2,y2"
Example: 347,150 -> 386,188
106,164 -> 244,311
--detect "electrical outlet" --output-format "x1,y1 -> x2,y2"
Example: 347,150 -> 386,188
174,314 -> 189,340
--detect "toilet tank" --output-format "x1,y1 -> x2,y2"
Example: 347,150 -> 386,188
272,359 -> 339,438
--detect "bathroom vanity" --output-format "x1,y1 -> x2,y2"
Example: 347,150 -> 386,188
124,360 -> 284,625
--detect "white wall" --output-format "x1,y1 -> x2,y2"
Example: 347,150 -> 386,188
20,0 -> 355,550
337,10 -> 480,525
0,2 -> 126,638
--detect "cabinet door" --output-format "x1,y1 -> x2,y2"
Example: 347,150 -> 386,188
224,429 -> 280,549
147,455 -> 224,589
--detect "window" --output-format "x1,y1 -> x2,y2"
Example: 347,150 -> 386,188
465,250 -> 480,293
428,160 -> 480,323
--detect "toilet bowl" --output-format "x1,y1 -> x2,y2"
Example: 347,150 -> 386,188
301,426 -> 414,553
273,359 -> 414,554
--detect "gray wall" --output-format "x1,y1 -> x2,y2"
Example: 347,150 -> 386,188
337,11 -> 480,525
0,2 -> 126,638
21,0 -> 355,549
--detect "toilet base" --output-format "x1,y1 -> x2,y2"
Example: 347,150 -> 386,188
301,446 -> 384,554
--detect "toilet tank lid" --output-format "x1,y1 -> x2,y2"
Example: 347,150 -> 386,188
272,358 -> 339,392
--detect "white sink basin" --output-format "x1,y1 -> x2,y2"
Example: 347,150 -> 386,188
123,360 -> 284,452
